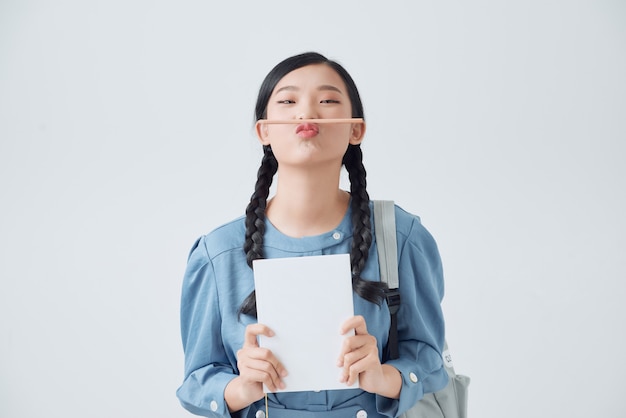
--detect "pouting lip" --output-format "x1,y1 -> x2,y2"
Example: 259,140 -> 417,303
295,123 -> 319,134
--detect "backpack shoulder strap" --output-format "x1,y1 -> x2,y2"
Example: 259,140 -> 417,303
374,201 -> 461,378
373,200 -> 401,360
373,200 -> 399,288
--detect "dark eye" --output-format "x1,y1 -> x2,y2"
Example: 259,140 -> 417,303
321,99 -> 340,104
277,99 -> 295,104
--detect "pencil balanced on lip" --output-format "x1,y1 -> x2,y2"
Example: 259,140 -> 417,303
256,118 -> 364,126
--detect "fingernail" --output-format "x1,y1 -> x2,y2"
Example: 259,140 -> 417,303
280,369 -> 288,377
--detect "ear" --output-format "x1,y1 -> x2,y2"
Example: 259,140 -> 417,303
349,122 -> 366,145
255,121 -> 270,145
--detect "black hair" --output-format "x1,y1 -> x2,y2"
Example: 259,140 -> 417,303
239,52 -> 387,317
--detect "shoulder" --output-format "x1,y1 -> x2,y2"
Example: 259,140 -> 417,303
392,203 -> 440,256
388,203 -> 444,296
187,216 -> 246,261
392,204 -> 421,234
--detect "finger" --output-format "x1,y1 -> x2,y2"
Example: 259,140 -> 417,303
340,315 -> 368,335
238,347 -> 288,388
241,365 -> 281,392
341,347 -> 378,386
336,334 -> 372,366
242,358 -> 287,392
338,333 -> 378,383
243,323 -> 275,347
338,347 -> 364,383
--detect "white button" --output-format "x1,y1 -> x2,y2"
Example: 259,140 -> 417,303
356,410 -> 368,418
443,349 -> 453,368
210,400 -> 218,411
255,410 -> 266,418
332,232 -> 341,240
409,372 -> 419,383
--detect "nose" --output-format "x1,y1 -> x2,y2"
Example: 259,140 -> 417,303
296,98 -> 318,120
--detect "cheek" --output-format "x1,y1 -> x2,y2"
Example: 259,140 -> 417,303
324,125 -> 352,140
266,105 -> 290,120
266,125 -> 294,141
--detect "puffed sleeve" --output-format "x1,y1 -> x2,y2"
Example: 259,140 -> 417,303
377,213 -> 448,417
176,237 -> 242,417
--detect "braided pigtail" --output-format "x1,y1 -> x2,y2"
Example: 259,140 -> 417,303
238,146 -> 278,317
343,144 -> 388,304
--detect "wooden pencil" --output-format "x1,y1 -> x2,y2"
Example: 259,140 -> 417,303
256,118 -> 364,125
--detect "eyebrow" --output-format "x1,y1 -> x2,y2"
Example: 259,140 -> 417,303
274,85 -> 344,95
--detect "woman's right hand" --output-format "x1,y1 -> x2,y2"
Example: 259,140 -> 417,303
225,324 -> 288,411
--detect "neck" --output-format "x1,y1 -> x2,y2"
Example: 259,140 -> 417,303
266,165 -> 350,238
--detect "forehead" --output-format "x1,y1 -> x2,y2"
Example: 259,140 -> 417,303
272,64 -> 347,94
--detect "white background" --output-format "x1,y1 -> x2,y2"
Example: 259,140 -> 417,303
1,1 -> 624,417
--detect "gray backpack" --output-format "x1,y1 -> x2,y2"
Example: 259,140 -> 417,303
373,200 -> 470,418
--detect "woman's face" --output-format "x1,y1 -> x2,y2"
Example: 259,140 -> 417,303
256,64 -> 365,169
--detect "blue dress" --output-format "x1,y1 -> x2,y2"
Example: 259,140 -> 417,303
176,202 -> 448,417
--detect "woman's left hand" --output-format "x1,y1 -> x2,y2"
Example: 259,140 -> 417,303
337,315 -> 402,398
337,315 -> 384,393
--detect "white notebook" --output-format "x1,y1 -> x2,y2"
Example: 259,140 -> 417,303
253,253 -> 358,393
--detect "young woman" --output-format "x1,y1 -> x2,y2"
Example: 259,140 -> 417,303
176,52 -> 448,418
